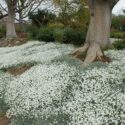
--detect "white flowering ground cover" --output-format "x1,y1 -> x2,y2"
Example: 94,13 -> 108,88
0,41 -> 125,125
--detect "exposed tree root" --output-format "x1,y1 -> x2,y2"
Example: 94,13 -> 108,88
71,43 -> 111,65
71,43 -> 89,58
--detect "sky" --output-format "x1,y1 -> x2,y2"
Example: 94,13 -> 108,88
112,0 -> 125,14
0,0 -> 125,15
42,0 -> 125,15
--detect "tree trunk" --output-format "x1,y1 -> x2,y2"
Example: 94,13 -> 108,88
19,12 -> 26,32
6,1 -> 17,39
72,0 -> 119,65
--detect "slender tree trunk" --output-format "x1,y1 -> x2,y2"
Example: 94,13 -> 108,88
19,12 -> 26,32
72,0 -> 119,65
6,1 -> 17,39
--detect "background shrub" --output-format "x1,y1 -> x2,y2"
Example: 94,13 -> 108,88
26,25 -> 39,40
113,40 -> 125,50
111,31 -> 125,39
29,9 -> 56,28
53,29 -> 64,43
63,27 -> 86,45
27,22 -> 87,45
112,15 -> 125,31
36,27 -> 54,42
0,26 -> 6,38
48,22 -> 64,29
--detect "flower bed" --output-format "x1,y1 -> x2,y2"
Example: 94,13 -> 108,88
0,41 -> 125,125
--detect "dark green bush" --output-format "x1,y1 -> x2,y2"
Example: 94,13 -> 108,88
113,40 -> 125,50
27,25 -> 87,45
29,9 -> 56,27
112,15 -> 125,31
111,31 -> 125,39
48,22 -> 64,29
36,27 -> 54,42
53,28 -> 64,43
27,26 -> 55,42
0,26 -> 6,38
63,27 -> 86,45
26,25 -> 39,40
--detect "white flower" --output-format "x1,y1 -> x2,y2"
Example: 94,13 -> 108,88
0,41 -> 125,125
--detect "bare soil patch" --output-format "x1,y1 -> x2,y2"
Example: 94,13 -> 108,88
0,116 -> 11,125
7,64 -> 32,76
0,33 -> 28,47
0,38 -> 28,47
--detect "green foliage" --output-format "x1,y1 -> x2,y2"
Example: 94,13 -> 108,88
48,22 -> 64,29
63,27 -> 86,45
28,9 -> 56,28
53,29 -> 64,43
111,31 -> 125,38
53,0 -> 89,30
112,15 -> 125,31
36,27 -> 54,42
71,5 -> 89,29
0,26 -> 6,38
26,25 -> 39,40
113,40 -> 125,50
26,2 -> 89,45
28,26 -> 86,45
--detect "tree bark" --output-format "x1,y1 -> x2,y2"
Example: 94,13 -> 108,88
72,0 -> 119,65
19,11 -> 26,32
6,0 -> 17,39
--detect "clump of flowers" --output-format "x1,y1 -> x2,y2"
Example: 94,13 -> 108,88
0,71 -> 13,113
0,41 -> 74,69
5,63 -> 77,118
0,71 -> 12,99
0,41 -> 125,125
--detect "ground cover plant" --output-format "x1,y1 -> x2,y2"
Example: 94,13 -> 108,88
0,41 -> 125,125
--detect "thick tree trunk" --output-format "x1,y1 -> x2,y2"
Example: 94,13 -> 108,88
6,1 -> 17,39
72,0 -> 119,65
88,0 -> 112,48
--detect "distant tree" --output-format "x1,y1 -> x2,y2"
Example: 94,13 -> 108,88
16,0 -> 45,31
0,0 -> 45,38
53,0 -> 89,29
5,0 -> 17,38
71,2 -> 89,29
29,9 -> 56,28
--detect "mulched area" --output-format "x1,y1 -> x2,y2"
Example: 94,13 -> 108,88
0,116 -> 11,125
71,52 -> 111,63
0,32 -> 32,124
0,33 -> 28,47
7,64 -> 33,76
0,38 -> 28,47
